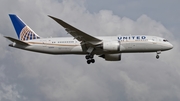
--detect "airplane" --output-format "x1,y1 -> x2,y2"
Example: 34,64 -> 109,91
5,14 -> 173,64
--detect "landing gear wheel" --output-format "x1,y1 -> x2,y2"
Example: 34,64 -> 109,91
156,55 -> 159,59
85,54 -> 95,64
87,59 -> 95,64
89,55 -> 94,59
85,54 -> 94,59
87,60 -> 91,64
91,59 -> 95,63
85,55 -> 90,59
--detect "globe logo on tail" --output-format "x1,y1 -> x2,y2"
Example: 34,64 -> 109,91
20,26 -> 40,41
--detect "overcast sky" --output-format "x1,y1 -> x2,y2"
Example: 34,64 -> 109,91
0,0 -> 180,101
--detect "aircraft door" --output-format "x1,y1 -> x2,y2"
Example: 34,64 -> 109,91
152,37 -> 157,45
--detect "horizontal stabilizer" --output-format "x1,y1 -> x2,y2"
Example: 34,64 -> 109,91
4,36 -> 29,46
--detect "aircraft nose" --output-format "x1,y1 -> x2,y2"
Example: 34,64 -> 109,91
168,43 -> 173,49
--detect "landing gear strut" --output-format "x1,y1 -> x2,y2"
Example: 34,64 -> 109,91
156,51 -> 161,59
85,54 -> 95,64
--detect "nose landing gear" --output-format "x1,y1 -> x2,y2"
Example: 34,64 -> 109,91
156,51 -> 161,59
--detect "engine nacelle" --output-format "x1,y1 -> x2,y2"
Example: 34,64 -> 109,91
103,41 -> 120,52
100,54 -> 121,61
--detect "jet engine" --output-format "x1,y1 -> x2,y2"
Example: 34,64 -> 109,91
103,41 -> 120,52
99,54 -> 121,61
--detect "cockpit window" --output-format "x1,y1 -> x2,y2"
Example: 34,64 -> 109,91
163,39 -> 168,42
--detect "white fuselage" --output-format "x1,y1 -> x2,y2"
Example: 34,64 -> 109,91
7,14 -> 174,63
10,35 -> 173,55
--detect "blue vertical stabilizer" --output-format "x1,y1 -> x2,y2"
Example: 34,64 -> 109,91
9,14 -> 40,41
9,14 -> 26,39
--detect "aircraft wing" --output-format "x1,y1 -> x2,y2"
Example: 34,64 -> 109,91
48,15 -> 102,44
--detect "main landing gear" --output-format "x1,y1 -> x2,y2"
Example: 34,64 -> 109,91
156,51 -> 161,59
85,54 -> 95,64
85,47 -> 95,64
